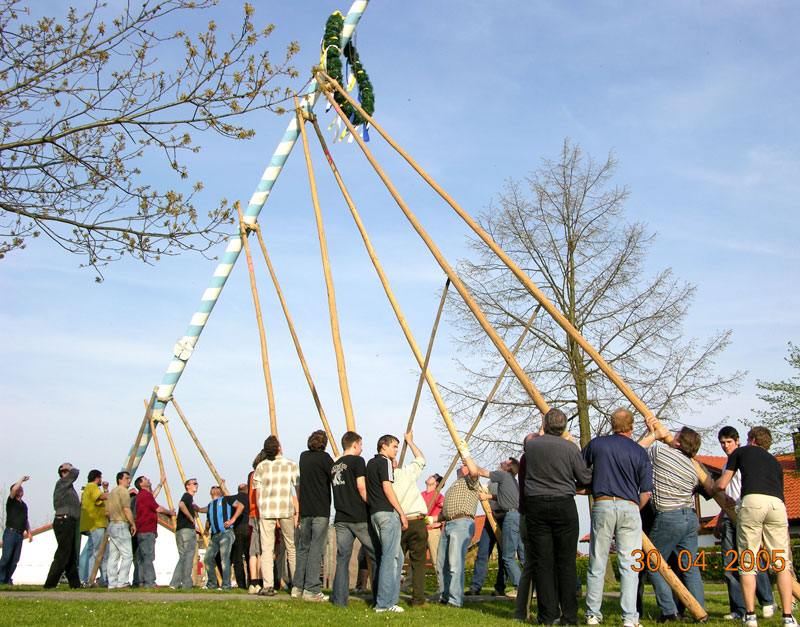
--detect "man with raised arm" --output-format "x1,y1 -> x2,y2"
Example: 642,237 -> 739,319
330,430 -> 377,608
393,431 -> 429,607
133,475 -> 175,588
106,471 -> 136,589
169,477 -> 205,589
366,433 -> 407,614
0,475 -> 32,585
44,463 -> 82,589
583,408 -> 653,627
714,426 -> 796,627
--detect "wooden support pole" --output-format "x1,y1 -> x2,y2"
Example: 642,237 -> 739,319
428,307 -> 540,506
235,201 -> 278,437
161,421 -> 186,486
317,78 -> 710,619
295,95 -> 356,432
399,279 -> 450,465
149,416 -> 177,529
251,222 -> 340,457
171,397 -> 228,496
307,114 -> 500,539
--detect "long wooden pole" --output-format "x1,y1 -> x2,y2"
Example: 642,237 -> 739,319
235,201 -> 278,437
318,81 -> 707,620
295,96 -> 356,432
149,417 -> 177,529
307,114 -> 500,539
251,222 -> 339,457
429,307 -> 541,506
171,397 -> 228,496
399,279 -> 450,465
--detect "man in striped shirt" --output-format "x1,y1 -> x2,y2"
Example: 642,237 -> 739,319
641,416 -> 712,621
203,485 -> 244,590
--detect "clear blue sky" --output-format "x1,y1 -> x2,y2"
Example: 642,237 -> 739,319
2,1 -> 798,536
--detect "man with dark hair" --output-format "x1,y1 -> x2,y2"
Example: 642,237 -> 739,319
641,417 -> 712,621
524,408 -> 592,626
247,448 -> 267,594
79,469 -> 109,587
366,433 -> 407,613
106,471 -> 136,589
583,408 -> 653,627
231,483 -> 250,591
421,473 -> 445,591
0,475 -> 32,585
133,475 -> 175,588
714,427 -> 796,627
476,457 -> 524,597
253,435 -> 299,596
331,431 -> 377,608
465,479 -> 507,597
169,477 -> 204,589
293,430 -> 334,602
44,463 -> 82,588
204,485 -> 244,590
714,426 -> 775,621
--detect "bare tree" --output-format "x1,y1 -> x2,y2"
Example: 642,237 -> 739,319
446,139 -> 744,456
0,0 -> 299,277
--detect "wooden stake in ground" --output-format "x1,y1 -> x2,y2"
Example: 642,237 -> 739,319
296,95 -> 356,432
317,77 -> 708,620
171,398 -> 228,496
235,201 -> 278,437
307,112 -> 501,538
251,222 -> 339,457
399,279 -> 450,466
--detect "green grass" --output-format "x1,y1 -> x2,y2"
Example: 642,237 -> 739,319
0,582 -> 749,626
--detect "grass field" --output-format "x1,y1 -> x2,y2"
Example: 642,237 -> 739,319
0,582 -> 757,627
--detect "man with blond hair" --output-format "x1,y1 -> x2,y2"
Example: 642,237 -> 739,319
583,408 -> 653,627
714,427 -> 796,627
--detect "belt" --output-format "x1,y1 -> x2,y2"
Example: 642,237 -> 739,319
110,520 -> 128,524
406,515 -> 426,521
6,527 -> 24,534
528,494 -> 571,501
445,514 -> 474,522
54,514 -> 76,520
595,496 -> 638,507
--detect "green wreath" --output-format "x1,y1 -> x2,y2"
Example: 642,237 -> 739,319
322,12 -> 374,127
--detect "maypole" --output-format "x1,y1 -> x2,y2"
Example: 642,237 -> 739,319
121,1 -> 370,475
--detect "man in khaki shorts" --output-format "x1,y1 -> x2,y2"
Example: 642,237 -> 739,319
714,426 -> 796,627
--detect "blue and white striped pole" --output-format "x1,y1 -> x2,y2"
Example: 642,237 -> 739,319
123,1 -> 370,475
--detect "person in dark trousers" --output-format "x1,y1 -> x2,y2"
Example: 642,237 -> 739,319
292,430 -> 334,602
43,463 -> 82,588
231,483 -> 250,590
0,475 -> 32,584
524,409 -> 592,626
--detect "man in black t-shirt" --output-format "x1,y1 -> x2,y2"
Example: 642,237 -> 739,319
366,434 -> 407,614
292,430 -> 334,602
230,484 -> 250,590
168,478 -> 204,589
714,426 -> 796,627
331,431 -> 377,608
0,475 -> 32,584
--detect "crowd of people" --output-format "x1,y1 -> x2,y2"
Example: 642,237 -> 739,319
1,410 -> 796,627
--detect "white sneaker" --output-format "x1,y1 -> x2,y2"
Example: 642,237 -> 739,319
782,617 -> 797,627
375,605 -> 405,613
623,623 -> 642,627
587,617 -> 601,626
724,614 -> 743,621
743,614 -> 759,627
248,584 -> 262,595
290,586 -> 302,599
303,591 -> 329,602
763,606 -> 775,619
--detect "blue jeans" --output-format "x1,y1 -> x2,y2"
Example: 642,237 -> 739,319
204,529 -> 234,589
294,516 -> 329,594
437,517 -> 475,607
170,528 -> 197,589
369,510 -> 403,609
648,508 -> 705,616
0,529 -> 24,584
470,521 -> 506,592
106,522 -> 134,588
501,510 -> 524,588
586,499 -> 642,624
332,521 -> 376,607
722,518 -> 774,616
79,527 -> 108,585
136,532 -> 157,587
